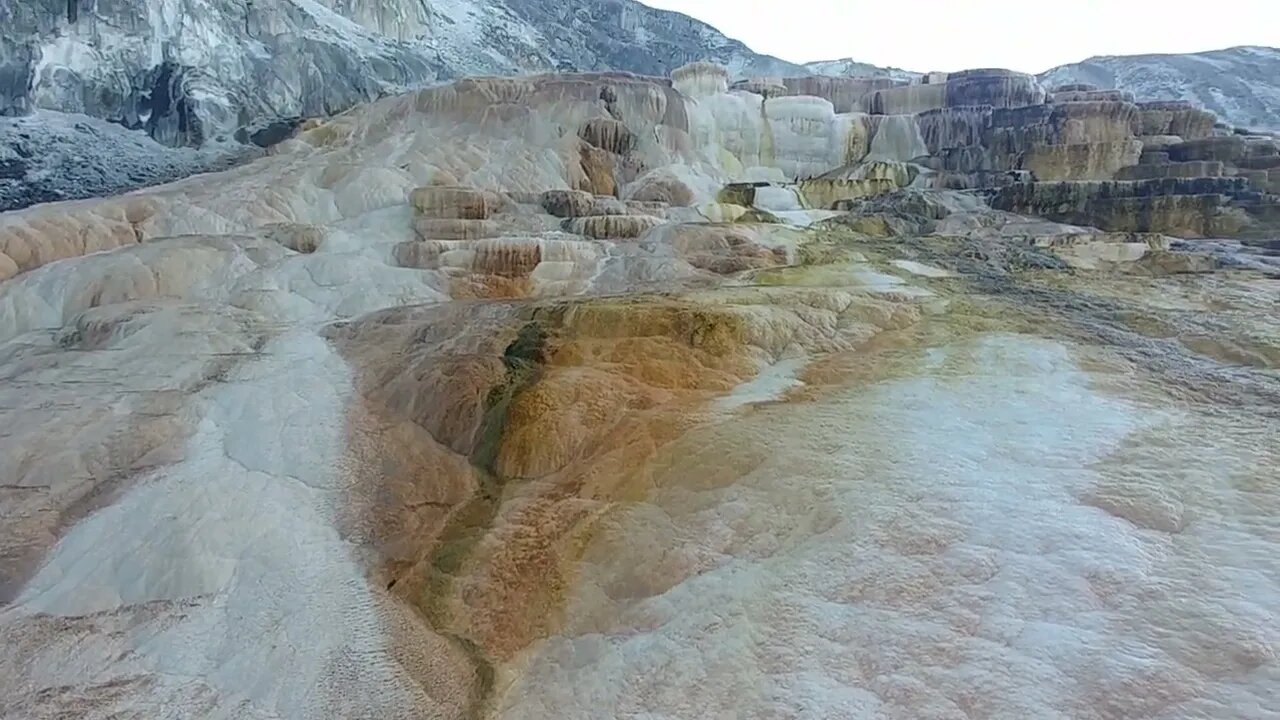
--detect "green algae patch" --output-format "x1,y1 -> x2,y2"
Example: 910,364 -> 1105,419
717,183 -> 760,207
752,264 -> 862,287
548,297 -> 748,357
421,317 -> 557,720
750,262 -> 907,291
737,208 -> 783,224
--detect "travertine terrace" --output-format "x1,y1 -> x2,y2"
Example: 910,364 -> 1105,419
1,63 -> 1278,719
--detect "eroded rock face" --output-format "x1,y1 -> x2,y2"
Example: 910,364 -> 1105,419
767,60 -> 1280,232
0,111 -> 259,212
0,0 -> 802,147
1136,101 -> 1217,140
2,65 -> 1280,720
989,177 -> 1258,237
539,190 -> 595,218
779,76 -> 897,113
944,68 -> 1048,108
1040,45 -> 1280,133
0,0 -> 820,210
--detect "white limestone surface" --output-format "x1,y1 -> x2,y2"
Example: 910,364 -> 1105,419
493,334 -> 1280,719
4,331 -> 466,717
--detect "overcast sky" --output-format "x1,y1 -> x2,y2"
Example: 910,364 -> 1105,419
638,0 -> 1280,73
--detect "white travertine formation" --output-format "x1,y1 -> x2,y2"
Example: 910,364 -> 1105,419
862,82 -> 947,115
685,89 -> 768,175
832,112 -> 874,166
917,106 -> 992,156
867,114 -> 929,161
763,96 -> 844,179
1,64 -> 1278,720
671,61 -> 731,99
493,333 -> 1280,720
780,76 -> 898,113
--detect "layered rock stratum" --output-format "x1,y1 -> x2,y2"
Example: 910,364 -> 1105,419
4,2 -> 1277,213
1039,46 -> 1280,133
0,0 -> 805,208
805,47 -> 1280,135
1,60 -> 1279,719
0,0 -> 799,145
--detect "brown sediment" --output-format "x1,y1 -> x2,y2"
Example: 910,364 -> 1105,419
323,278 -> 934,716
324,302 -> 519,719
321,298 -> 708,713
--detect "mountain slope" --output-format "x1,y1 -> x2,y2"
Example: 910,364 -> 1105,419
0,0 -> 801,148
1039,46 -> 1280,132
498,0 -> 803,77
801,57 -> 919,83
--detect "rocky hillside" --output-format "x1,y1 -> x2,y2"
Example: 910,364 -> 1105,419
802,57 -> 919,83
5,2 -> 1277,147
4,2 -> 1278,213
0,0 -> 799,148
802,47 -> 1280,134
1039,46 -> 1280,132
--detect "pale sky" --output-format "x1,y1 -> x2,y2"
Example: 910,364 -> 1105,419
638,0 -> 1280,73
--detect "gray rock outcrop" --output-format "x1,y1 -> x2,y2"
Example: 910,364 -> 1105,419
1,0 -> 446,146
1,0 -> 802,150
1039,46 -> 1280,133
0,111 -> 257,212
